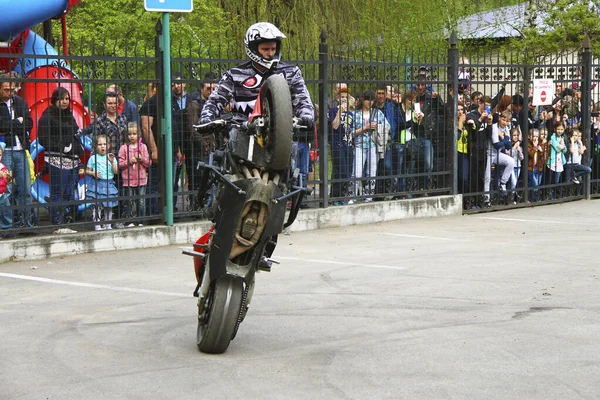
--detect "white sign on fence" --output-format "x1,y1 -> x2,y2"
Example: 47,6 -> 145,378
532,79 -> 554,106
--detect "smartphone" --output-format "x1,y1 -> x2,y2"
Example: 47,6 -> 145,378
484,105 -> 491,114
414,103 -> 422,114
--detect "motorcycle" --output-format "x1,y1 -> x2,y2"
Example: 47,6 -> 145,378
182,75 -> 308,354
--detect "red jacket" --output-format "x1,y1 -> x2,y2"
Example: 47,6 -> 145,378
0,163 -> 8,194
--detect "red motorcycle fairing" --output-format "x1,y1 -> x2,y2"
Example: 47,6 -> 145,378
194,226 -> 215,283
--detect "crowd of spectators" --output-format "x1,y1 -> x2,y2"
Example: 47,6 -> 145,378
1,62 -> 599,238
0,71 -> 223,238
325,72 -> 599,209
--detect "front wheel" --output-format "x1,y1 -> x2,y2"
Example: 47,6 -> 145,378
260,75 -> 294,170
197,275 -> 244,354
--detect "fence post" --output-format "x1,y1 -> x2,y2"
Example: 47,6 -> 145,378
581,34 -> 592,200
160,13 -> 174,225
155,20 -> 165,221
318,29 -> 329,208
448,31 -> 459,196
522,62 -> 531,203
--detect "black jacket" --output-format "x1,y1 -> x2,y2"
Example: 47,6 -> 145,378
37,106 -> 84,158
0,95 -> 33,147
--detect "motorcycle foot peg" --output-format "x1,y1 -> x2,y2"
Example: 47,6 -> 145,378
258,257 -> 273,272
182,248 -> 206,258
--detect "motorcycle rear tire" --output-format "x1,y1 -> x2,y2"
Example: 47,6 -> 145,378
197,275 -> 244,354
261,75 -> 294,171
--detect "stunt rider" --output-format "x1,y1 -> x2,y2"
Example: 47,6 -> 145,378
191,24 -> 315,354
200,21 -> 315,152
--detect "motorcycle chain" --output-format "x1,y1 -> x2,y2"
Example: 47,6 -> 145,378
231,282 -> 250,340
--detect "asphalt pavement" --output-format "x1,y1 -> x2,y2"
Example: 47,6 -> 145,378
1,201 -> 599,400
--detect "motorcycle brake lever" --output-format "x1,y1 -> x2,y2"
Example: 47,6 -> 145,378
193,119 -> 227,132
292,117 -> 308,130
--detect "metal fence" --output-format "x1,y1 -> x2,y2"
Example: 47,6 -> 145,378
0,30 -> 597,237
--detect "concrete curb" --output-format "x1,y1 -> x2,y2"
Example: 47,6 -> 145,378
0,195 -> 462,263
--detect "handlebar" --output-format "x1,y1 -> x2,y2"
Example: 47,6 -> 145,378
193,119 -> 230,133
194,117 -> 310,133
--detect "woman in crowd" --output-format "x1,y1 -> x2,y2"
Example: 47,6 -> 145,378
350,90 -> 390,203
37,87 -> 84,234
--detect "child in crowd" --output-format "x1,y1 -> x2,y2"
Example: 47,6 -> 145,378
547,122 -> 568,184
485,109 -> 515,197
0,142 -> 13,233
538,127 -> 551,186
85,134 -> 119,230
565,129 -> 591,184
508,126 -> 523,190
527,129 -> 543,201
118,122 -> 151,226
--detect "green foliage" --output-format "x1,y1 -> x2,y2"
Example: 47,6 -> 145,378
511,0 -> 600,55
30,0 -> 600,59
41,0 -> 230,55
42,0 -> 491,58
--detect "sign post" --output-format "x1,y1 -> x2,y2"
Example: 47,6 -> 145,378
144,0 -> 193,226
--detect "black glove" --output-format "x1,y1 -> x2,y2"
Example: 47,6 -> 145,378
300,116 -> 314,129
294,116 -> 314,129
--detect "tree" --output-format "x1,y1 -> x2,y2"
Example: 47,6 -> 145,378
516,0 -> 600,55
41,0 -> 230,55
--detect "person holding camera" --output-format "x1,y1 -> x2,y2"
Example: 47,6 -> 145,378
465,95 -> 493,202
328,88 -> 355,204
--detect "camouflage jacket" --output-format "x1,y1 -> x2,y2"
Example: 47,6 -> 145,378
200,61 -> 314,125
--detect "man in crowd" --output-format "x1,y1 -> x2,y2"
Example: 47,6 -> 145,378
187,72 -> 219,212
170,72 -> 192,212
0,73 -> 36,229
107,84 -> 140,126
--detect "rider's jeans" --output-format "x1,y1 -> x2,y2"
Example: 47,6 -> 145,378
292,141 -> 310,188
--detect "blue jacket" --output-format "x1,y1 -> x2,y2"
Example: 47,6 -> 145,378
377,101 -> 399,141
547,133 -> 567,168
122,98 -> 140,125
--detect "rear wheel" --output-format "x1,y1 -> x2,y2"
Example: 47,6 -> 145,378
260,75 -> 294,170
197,275 -> 244,354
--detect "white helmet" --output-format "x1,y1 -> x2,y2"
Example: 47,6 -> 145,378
244,22 -> 286,70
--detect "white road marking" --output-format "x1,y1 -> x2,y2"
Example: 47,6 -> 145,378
480,217 -> 596,226
0,273 -> 189,298
480,217 -> 566,224
381,233 -> 459,241
276,256 -> 405,270
381,232 -> 533,247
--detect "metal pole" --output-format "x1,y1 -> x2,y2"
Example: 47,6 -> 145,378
448,31 -> 459,196
162,12 -> 174,225
318,30 -> 329,208
581,34 -> 592,200
87,65 -> 92,122
42,20 -> 54,47
522,63 -> 530,203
